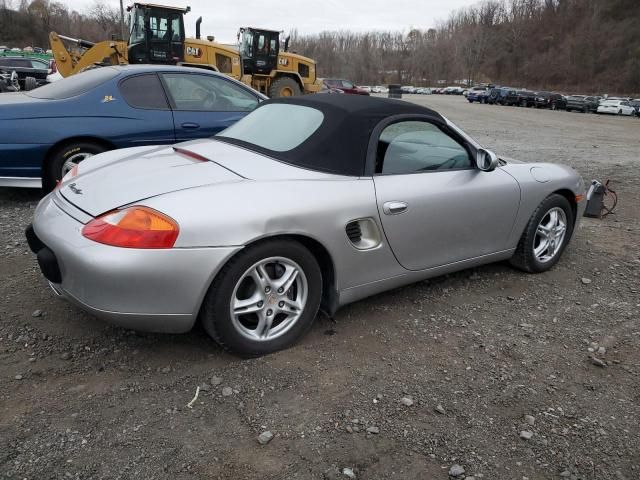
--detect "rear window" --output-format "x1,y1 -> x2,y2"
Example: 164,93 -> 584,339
26,67 -> 120,99
217,103 -> 323,152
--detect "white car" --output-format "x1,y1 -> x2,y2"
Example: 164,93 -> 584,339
360,86 -> 372,93
597,100 -> 636,116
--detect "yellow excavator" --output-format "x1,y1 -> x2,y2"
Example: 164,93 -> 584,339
49,2 -> 321,97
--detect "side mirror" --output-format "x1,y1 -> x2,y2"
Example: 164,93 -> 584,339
477,148 -> 499,172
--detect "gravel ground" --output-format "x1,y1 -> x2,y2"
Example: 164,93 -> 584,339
1,95 -> 639,480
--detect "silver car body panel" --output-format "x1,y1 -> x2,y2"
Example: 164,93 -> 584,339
32,196 -> 240,332
32,117 -> 586,333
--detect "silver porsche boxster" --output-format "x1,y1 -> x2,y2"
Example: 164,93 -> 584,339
27,94 -> 586,356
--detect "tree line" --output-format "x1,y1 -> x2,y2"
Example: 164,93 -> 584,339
1,0 -> 638,95
0,0 -> 120,49
291,0 -> 640,95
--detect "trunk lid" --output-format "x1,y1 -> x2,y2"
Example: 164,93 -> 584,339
60,145 -> 243,216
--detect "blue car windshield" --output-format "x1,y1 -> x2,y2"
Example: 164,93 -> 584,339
26,67 -> 120,100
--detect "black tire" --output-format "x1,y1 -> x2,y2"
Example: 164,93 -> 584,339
269,76 -> 302,98
200,239 -> 322,357
509,194 -> 574,273
24,76 -> 37,91
43,141 -> 107,192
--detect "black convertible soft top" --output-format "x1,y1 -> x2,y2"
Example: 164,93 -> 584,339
216,94 -> 445,176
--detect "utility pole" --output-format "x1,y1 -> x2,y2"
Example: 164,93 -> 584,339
119,0 -> 125,40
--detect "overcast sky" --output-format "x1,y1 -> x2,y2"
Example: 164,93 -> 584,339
72,0 -> 477,43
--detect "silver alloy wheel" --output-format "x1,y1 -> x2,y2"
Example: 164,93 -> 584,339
61,152 -> 94,178
534,207 -> 567,263
230,256 -> 308,341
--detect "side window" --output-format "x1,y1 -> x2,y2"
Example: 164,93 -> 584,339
162,73 -> 259,112
341,80 -> 354,88
215,53 -> 233,74
377,121 -> 471,175
119,74 -> 169,109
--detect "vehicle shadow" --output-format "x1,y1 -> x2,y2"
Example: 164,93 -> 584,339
0,186 -> 43,204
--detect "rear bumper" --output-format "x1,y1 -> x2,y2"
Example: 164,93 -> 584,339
28,195 -> 241,333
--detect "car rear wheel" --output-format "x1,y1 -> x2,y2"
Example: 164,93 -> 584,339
200,239 -> 322,356
43,142 -> 106,192
509,194 -> 574,273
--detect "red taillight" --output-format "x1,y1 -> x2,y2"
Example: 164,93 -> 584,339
82,206 -> 179,249
49,59 -> 57,73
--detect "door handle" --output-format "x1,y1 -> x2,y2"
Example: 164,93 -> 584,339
383,201 -> 408,215
181,122 -> 200,129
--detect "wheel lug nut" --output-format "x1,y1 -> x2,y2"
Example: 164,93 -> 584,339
257,301 -> 263,307
265,287 -> 271,293
278,301 -> 284,308
266,309 -> 273,316
277,287 -> 284,293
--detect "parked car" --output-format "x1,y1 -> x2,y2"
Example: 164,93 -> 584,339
0,65 -> 265,190
323,78 -> 370,95
27,93 -> 586,356
516,90 -> 537,107
359,86 -> 372,93
488,87 -> 514,105
444,86 -> 465,95
467,88 -> 489,103
629,99 -> 640,116
565,95 -> 601,113
317,82 -> 344,94
596,99 -> 636,116
0,56 -> 50,90
534,92 -> 566,110
466,86 -> 488,96
501,89 -> 521,106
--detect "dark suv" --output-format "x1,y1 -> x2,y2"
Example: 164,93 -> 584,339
501,89 -> 521,106
534,92 -> 566,110
565,95 -> 601,113
488,87 -> 514,105
516,90 -> 536,107
0,56 -> 50,90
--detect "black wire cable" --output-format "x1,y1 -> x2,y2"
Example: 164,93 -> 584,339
600,180 -> 618,218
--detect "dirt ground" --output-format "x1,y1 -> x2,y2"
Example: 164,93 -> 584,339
1,95 -> 638,480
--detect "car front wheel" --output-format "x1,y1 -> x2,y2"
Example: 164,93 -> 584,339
510,194 -> 574,273
200,239 -> 322,356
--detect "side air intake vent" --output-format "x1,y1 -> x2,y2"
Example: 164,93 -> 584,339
344,218 -> 382,250
345,221 -> 362,243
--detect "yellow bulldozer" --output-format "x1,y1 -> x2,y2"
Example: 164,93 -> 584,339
49,2 -> 321,97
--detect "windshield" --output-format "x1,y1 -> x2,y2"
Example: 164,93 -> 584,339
217,104 -> 323,152
129,7 -> 183,44
26,67 -> 119,99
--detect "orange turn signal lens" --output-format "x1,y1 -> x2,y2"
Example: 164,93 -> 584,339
575,194 -> 585,202
82,206 -> 179,249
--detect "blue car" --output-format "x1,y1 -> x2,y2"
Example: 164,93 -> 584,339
0,65 -> 266,190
